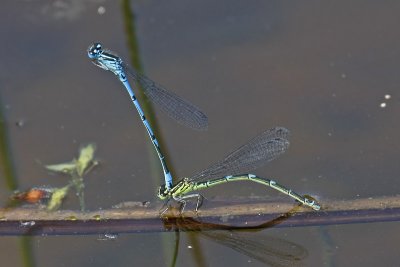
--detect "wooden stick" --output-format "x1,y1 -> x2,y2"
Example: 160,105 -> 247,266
0,195 -> 399,236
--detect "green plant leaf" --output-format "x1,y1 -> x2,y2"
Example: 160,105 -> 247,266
45,162 -> 77,174
47,185 -> 70,211
76,143 -> 96,176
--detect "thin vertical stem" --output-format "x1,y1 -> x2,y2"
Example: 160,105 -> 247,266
120,1 -> 180,265
0,96 -> 35,267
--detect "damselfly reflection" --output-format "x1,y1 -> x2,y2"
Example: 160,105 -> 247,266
163,206 -> 308,267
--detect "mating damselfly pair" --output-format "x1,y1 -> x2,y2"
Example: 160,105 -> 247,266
87,43 -> 320,212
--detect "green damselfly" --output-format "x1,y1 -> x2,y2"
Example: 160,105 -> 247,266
158,127 -> 320,211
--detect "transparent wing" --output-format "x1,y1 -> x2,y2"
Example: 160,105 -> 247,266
124,65 -> 208,130
201,231 -> 307,267
190,127 -> 290,181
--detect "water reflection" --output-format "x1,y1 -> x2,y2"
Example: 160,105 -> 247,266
22,0 -> 105,21
162,206 -> 308,267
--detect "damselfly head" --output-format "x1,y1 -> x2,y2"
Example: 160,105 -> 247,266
87,43 -> 103,59
157,184 -> 169,199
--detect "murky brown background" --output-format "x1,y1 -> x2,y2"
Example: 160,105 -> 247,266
0,0 -> 399,266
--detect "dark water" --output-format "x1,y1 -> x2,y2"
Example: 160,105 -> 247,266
1,0 -> 399,266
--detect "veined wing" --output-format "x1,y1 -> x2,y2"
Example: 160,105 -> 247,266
190,127 -> 290,181
201,230 -> 307,267
125,65 -> 208,130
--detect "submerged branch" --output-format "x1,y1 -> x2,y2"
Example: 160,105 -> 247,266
0,195 -> 399,236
